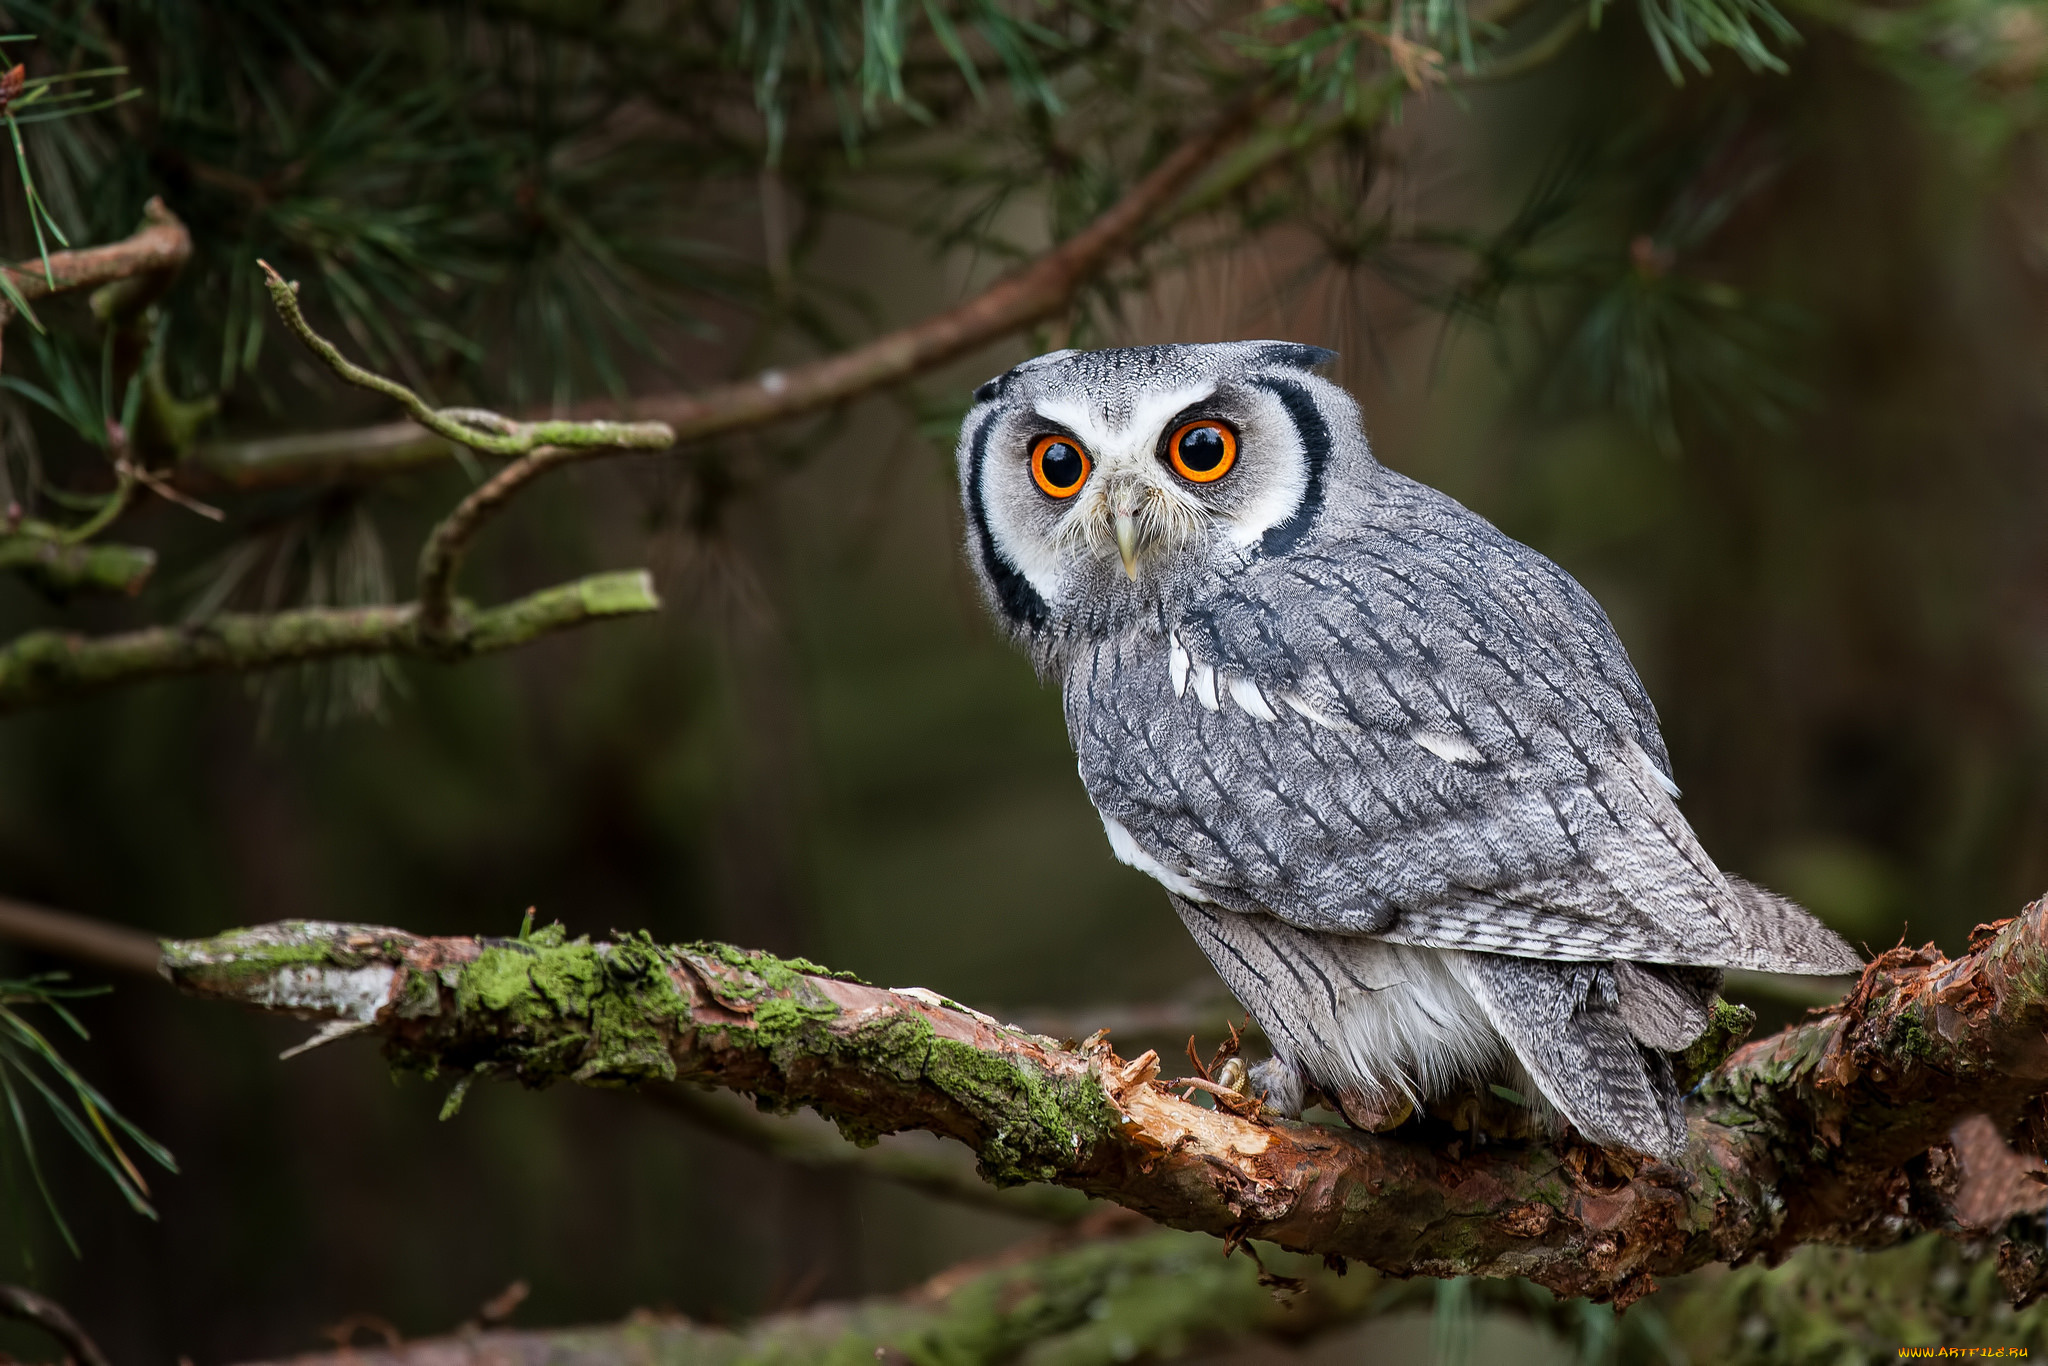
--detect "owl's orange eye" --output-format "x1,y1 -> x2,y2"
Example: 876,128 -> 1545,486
1031,435 -> 1091,498
1167,420 -> 1237,483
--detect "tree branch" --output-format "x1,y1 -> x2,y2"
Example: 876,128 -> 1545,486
258,266 -> 676,646
176,102 -> 1265,493
0,570 -> 660,713
0,197 -> 192,326
0,1285 -> 112,1366
646,1082 -> 1094,1225
161,899 -> 2048,1305
0,527 -> 155,596
259,265 -> 673,463
176,421 -> 455,493
228,1224 -> 1394,1366
0,895 -> 161,977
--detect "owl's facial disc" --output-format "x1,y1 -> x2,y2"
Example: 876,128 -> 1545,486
1031,385 -> 1220,583
962,345 -> 1339,635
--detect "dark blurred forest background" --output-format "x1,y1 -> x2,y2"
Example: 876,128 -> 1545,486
0,0 -> 2045,1360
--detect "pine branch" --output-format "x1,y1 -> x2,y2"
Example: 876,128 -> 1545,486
0,1285 -> 111,1366
0,571 -> 660,714
161,898 -> 2048,1305
0,529 -> 155,596
174,100 -> 1265,493
0,198 -> 192,328
0,897 -> 161,978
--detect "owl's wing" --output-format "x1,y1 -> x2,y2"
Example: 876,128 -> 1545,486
1071,481 -> 1860,975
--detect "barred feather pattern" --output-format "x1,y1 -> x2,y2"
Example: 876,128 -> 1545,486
955,342 -> 1859,1158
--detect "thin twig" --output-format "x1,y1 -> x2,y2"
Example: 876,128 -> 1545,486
258,263 -> 673,460
0,897 -> 161,977
0,527 -> 155,595
413,447 -> 568,645
258,267 -> 673,645
182,102 -> 1267,494
0,1285 -> 113,1366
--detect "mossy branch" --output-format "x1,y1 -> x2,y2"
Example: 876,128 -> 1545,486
228,1228 -> 2048,1366
162,896 -> 2048,1304
226,1226 -> 1381,1366
258,264 -> 672,461
0,570 -> 659,713
0,528 -> 155,596
258,264 -> 674,646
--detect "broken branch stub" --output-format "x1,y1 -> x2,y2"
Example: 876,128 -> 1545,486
160,898 -> 2048,1303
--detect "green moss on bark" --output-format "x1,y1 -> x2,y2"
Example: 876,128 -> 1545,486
424,927 -> 705,1088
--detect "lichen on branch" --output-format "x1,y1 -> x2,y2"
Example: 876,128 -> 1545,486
159,897 -> 2048,1304
0,529 -> 155,597
0,570 -> 659,713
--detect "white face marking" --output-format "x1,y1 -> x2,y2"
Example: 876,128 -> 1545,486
1414,730 -> 1483,765
1214,387 -> 1311,549
1032,382 -> 1216,472
982,382 -> 1218,609
1100,812 -> 1211,901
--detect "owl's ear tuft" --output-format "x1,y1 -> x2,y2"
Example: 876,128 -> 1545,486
973,375 -> 1004,404
1253,342 -> 1338,373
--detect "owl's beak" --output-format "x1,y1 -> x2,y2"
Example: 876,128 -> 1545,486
1114,511 -> 1141,580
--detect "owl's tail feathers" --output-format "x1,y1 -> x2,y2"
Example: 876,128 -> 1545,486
1461,954 -> 1688,1159
1721,876 -> 1865,976
1612,961 -> 1720,1053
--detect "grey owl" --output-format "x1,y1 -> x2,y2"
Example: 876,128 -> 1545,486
955,340 -> 1860,1159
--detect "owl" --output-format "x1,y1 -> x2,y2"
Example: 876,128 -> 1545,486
955,340 -> 1860,1159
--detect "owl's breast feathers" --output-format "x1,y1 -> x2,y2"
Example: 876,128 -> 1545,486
1067,478 -> 1859,978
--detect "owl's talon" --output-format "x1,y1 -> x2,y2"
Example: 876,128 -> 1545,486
1336,1089 -> 1415,1133
1216,1056 -> 1250,1097
1248,1056 -> 1307,1118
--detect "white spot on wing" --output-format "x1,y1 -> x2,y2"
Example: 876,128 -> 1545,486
1100,813 -> 1212,901
1227,675 -> 1279,722
1190,662 -> 1220,711
1169,634 -> 1191,699
1414,730 -> 1483,765
1627,737 -> 1682,799
1279,691 -> 1354,731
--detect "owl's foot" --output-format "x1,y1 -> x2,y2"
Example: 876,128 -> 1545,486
1247,1056 -> 1307,1118
1334,1087 -> 1415,1133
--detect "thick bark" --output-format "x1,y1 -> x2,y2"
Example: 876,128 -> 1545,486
160,897 -> 2048,1305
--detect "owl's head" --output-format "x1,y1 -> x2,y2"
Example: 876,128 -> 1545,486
957,341 -> 1364,654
